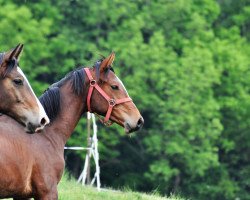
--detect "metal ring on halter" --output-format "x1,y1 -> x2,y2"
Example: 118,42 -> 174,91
103,120 -> 113,126
94,112 -> 114,126
109,99 -> 116,107
90,80 -> 96,86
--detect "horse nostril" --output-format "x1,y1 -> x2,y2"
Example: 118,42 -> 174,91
40,117 -> 46,126
137,117 -> 144,129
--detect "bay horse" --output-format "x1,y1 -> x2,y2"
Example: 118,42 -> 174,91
0,53 -> 144,199
0,44 -> 49,132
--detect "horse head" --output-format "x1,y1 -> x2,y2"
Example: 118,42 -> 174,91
0,44 -> 49,133
86,53 -> 144,133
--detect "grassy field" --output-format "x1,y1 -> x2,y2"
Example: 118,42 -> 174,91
58,175 -> 184,200
3,175 -> 184,200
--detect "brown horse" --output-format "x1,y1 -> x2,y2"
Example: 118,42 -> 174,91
0,44 -> 49,132
0,53 -> 143,199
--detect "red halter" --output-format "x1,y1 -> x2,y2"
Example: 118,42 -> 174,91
84,68 -> 132,125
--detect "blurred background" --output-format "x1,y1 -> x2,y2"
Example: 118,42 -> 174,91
0,0 -> 249,199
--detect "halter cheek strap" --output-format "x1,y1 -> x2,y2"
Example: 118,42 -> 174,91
84,68 -> 132,125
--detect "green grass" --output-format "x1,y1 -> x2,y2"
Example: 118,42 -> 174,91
58,175 -> 184,200
3,175 -> 184,200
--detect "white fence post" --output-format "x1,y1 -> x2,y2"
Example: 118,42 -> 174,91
65,112 -> 101,190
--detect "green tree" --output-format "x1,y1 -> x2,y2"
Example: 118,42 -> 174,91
1,0 -> 250,199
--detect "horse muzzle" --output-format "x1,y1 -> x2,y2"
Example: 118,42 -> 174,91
25,116 -> 49,134
124,116 -> 144,133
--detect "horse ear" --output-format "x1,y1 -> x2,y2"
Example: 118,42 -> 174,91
5,43 -> 24,61
100,52 -> 115,72
13,44 -> 24,60
0,44 -> 23,77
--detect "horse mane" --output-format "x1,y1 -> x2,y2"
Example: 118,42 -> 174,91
39,58 -> 114,122
0,52 -> 18,78
39,67 -> 88,121
54,68 -> 86,96
50,59 -> 113,95
39,87 -> 61,122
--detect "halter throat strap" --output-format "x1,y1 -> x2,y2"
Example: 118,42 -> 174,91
84,68 -> 132,124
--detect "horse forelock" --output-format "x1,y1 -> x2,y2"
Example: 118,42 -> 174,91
94,60 -> 102,80
94,59 -> 115,81
0,53 -> 4,66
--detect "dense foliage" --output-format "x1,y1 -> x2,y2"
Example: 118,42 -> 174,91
0,0 -> 249,199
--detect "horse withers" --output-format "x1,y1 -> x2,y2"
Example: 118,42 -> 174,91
0,44 -> 49,133
0,53 -> 143,199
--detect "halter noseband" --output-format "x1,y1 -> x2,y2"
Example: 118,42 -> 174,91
84,68 -> 132,125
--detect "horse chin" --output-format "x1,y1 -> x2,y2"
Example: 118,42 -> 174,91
110,118 -> 134,134
124,121 -> 143,134
124,122 -> 132,134
109,117 -> 130,134
25,122 -> 37,134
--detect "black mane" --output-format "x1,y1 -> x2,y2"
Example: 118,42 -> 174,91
39,67 -> 86,122
54,68 -> 86,96
39,87 -> 61,122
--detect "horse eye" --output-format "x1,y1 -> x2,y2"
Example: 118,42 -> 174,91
111,85 -> 119,90
13,79 -> 23,86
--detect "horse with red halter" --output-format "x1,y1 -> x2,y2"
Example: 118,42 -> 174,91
0,53 -> 144,199
0,44 -> 49,132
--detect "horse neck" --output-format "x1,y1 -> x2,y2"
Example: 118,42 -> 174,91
45,82 -> 89,146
